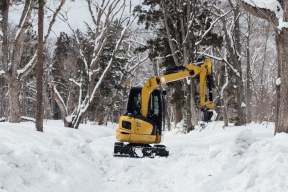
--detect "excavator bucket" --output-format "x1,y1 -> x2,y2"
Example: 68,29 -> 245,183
113,142 -> 169,158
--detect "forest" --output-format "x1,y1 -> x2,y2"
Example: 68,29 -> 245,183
0,0 -> 286,133
2,0 -> 288,191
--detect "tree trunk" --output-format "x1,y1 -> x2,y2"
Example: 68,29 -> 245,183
174,104 -> 182,126
185,80 -> 193,132
72,112 -> 83,128
36,0 -> 44,132
220,98 -> 228,126
1,0 -> 9,72
51,90 -> 56,119
234,6 -> 246,126
0,78 -> 5,117
43,85 -> 52,119
165,104 -> 171,131
275,28 -> 288,133
275,31 -> 281,135
103,108 -> 111,126
49,84 -> 69,127
246,14 -> 252,124
8,80 -> 21,123
22,79 -> 27,117
190,78 -> 198,125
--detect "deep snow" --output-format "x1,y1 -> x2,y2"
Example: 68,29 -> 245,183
0,120 -> 287,192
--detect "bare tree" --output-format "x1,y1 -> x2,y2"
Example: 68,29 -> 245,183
0,0 -> 66,123
235,0 -> 288,133
51,0 -> 140,128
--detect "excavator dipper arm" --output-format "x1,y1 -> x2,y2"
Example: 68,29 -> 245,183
141,58 -> 214,118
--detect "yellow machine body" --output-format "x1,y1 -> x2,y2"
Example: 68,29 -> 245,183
116,116 -> 161,144
116,58 -> 214,145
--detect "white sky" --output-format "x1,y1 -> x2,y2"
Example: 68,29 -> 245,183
8,0 -> 144,38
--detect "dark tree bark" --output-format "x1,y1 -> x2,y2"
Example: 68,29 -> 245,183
246,14 -> 252,124
8,80 -> 21,122
1,0 -> 9,72
36,0 -> 44,132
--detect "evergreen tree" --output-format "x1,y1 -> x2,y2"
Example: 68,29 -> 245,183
134,0 -> 223,130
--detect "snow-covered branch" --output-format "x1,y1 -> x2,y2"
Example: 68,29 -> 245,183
197,52 -> 240,77
220,64 -> 229,99
195,9 -> 233,46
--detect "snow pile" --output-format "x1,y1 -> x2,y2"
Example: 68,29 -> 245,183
0,121 -> 115,192
207,129 -> 288,192
276,77 -> 281,86
0,120 -> 287,192
241,0 -> 288,30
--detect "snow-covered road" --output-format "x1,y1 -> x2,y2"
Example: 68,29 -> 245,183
1,120 -> 287,192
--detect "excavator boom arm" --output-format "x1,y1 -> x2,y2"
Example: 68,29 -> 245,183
141,58 -> 214,117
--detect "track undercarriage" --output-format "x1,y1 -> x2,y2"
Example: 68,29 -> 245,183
113,142 -> 169,158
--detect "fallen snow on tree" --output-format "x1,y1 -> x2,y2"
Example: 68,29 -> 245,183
0,120 -> 287,192
0,117 -> 6,122
276,77 -> 281,86
65,115 -> 74,123
21,116 -> 35,122
242,0 -> 288,30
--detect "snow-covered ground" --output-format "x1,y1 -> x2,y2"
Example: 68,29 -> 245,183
0,120 -> 287,192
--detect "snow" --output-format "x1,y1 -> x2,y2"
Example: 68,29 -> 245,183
211,110 -> 218,121
17,51 -> 37,77
0,70 -> 4,75
0,117 -> 6,122
241,102 -> 246,108
21,116 -> 35,122
0,120 -> 287,192
65,115 -> 74,123
276,77 -> 281,86
241,0 -> 288,30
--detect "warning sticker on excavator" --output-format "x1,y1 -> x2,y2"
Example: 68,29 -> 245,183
161,77 -> 165,83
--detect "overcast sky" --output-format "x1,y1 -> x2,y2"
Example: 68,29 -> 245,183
8,0 -> 144,38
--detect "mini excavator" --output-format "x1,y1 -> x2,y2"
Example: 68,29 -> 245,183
114,58 -> 215,158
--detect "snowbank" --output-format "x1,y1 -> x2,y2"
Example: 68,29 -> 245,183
0,120 -> 287,192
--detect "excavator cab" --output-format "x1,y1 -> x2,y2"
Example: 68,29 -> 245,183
127,87 -> 165,135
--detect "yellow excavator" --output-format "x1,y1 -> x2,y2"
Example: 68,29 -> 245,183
114,58 -> 215,158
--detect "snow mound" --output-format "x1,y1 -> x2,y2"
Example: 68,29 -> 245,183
1,120 -> 287,192
209,129 -> 256,159
207,129 -> 288,191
